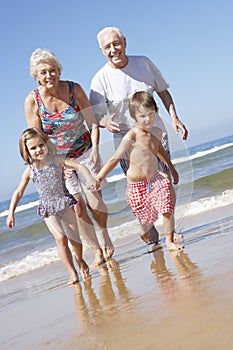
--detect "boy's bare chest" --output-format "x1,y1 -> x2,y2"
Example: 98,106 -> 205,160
134,134 -> 159,154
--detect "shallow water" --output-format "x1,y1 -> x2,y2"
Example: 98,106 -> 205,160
1,203 -> 233,350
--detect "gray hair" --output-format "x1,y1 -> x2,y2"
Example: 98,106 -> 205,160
97,27 -> 125,48
29,48 -> 63,79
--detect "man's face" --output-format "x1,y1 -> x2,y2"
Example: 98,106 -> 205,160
100,31 -> 128,69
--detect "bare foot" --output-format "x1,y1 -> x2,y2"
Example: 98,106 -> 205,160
104,246 -> 115,260
166,240 -> 184,252
78,259 -> 89,279
174,231 -> 184,242
68,271 -> 79,286
102,232 -> 115,259
141,226 -> 159,245
90,249 -> 106,268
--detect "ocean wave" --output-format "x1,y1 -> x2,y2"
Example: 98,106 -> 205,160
0,247 -> 59,283
192,168 -> 233,194
0,177 -> 126,218
0,200 -> 39,218
107,173 -> 126,183
177,189 -> 233,218
0,168 -> 233,217
1,189 -> 232,283
0,174 -> 125,218
0,220 -> 139,283
174,142 -> 233,164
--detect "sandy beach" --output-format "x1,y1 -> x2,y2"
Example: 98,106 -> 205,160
1,202 -> 233,350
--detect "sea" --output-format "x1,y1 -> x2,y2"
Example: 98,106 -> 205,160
0,134 -> 233,285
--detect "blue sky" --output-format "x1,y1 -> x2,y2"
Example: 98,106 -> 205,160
1,0 -> 232,201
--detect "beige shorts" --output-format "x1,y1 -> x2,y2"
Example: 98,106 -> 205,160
65,148 -> 106,195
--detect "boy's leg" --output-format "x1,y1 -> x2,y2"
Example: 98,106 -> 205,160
162,212 -> 184,251
44,215 -> 79,285
140,223 -> 159,244
162,174 -> 183,243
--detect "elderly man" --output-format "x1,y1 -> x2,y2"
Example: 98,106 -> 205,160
90,26 -> 188,244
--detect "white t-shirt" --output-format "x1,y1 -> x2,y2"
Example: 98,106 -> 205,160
90,55 -> 170,132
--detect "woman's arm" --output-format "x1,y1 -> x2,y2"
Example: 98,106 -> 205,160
24,93 -> 42,129
74,83 -> 100,170
6,168 -> 31,228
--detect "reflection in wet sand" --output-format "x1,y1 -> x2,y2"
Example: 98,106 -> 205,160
74,259 -> 133,331
150,245 -> 202,300
70,237 -> 233,350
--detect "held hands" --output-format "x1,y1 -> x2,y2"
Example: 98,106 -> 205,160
86,175 -> 100,191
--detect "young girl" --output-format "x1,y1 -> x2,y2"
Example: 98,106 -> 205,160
6,128 -> 98,285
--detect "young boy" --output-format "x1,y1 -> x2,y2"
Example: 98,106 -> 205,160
96,91 -> 183,251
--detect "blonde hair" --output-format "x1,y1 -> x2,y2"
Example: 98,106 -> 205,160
19,128 -> 57,164
97,27 -> 125,48
29,48 -> 63,79
129,91 -> 158,120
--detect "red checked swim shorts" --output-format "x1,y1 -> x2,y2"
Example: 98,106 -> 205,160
126,172 -> 174,225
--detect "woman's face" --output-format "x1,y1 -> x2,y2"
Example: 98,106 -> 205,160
36,60 -> 60,88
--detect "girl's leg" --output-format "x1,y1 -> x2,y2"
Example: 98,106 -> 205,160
61,208 -> 89,279
73,193 -> 105,266
162,212 -> 184,251
44,215 -> 79,285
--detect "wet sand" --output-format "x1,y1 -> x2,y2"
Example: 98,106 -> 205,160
1,204 -> 233,350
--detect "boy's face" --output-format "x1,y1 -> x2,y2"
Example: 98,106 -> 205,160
135,106 -> 156,131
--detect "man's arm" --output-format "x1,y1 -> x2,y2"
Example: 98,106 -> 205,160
157,90 -> 188,140
157,142 -> 179,184
97,113 -> 121,133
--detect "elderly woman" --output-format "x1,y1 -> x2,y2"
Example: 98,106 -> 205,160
24,48 -> 114,264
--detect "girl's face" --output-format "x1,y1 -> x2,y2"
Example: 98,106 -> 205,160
135,106 -> 156,131
26,136 -> 48,161
36,60 -> 60,88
